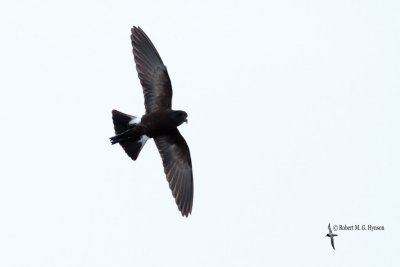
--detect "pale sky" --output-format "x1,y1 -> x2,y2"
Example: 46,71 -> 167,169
0,1 -> 399,266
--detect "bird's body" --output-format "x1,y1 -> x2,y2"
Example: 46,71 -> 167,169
141,110 -> 188,137
110,110 -> 187,143
326,223 -> 338,250
110,26 -> 193,217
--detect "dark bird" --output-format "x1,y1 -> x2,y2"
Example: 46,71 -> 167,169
326,223 -> 338,250
110,26 -> 193,217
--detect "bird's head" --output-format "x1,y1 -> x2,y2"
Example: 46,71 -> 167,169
325,234 -> 329,237
172,110 -> 188,126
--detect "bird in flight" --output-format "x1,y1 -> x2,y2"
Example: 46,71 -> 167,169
326,223 -> 338,250
110,26 -> 193,217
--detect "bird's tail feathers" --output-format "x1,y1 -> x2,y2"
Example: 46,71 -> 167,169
112,109 -> 139,135
111,109 -> 148,160
113,134 -> 149,161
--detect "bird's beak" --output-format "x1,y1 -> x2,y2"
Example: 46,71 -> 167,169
184,119 -> 188,124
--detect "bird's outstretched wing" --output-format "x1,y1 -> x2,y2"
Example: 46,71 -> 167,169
131,26 -> 172,113
330,237 -> 335,250
154,129 -> 193,216
328,223 -> 332,233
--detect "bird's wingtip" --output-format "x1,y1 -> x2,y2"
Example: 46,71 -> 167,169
180,209 -> 192,217
131,26 -> 143,33
131,26 -> 139,34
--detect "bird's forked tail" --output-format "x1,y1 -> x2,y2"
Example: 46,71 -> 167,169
110,109 -> 148,161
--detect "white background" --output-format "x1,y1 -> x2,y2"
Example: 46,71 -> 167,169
1,1 -> 399,266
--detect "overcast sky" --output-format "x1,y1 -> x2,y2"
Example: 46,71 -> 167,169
0,1 -> 399,266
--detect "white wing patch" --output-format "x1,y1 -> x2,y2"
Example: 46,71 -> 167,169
128,116 -> 141,125
140,135 -> 149,144
139,135 -> 149,149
